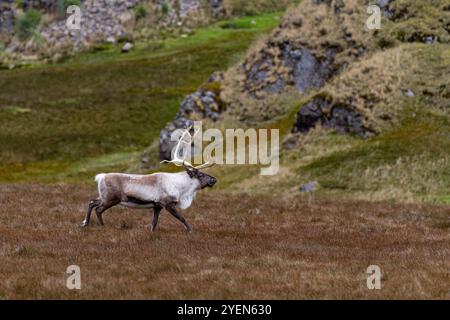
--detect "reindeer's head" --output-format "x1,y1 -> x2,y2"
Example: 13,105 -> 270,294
184,165 -> 217,189
161,126 -> 218,189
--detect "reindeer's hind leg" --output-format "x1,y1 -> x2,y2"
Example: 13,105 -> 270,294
150,205 -> 163,232
81,199 -> 101,228
96,209 -> 105,226
165,203 -> 192,232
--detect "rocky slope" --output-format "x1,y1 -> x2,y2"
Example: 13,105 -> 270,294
158,0 -> 450,161
1,0 -> 227,58
1,0 -> 298,60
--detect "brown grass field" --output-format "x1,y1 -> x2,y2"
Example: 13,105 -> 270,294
0,183 -> 449,299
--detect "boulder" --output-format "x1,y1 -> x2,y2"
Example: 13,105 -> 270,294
121,42 -> 133,52
292,97 -> 368,137
158,72 -> 224,161
299,181 -> 318,193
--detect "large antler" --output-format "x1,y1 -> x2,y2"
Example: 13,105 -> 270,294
193,160 -> 215,170
160,126 -> 195,167
161,127 -> 215,170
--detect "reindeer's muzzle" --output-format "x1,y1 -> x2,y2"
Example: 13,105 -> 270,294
208,177 -> 217,187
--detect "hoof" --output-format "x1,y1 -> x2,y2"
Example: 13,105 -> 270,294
79,221 -> 89,228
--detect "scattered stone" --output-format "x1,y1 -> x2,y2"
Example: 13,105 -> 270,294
404,89 -> 415,97
121,42 -> 133,53
423,36 -> 437,44
299,181 -> 318,193
0,0 -> 14,36
377,0 -> 394,18
106,36 -> 116,44
157,72 -> 225,162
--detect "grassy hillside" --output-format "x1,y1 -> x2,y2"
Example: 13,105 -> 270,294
197,1 -> 450,205
295,45 -> 450,204
213,43 -> 449,204
0,13 -> 281,182
0,1 -> 449,205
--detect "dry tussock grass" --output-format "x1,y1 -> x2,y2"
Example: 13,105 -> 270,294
0,183 -> 448,299
276,0 -> 371,59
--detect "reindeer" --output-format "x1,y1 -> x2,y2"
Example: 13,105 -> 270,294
81,128 -> 217,232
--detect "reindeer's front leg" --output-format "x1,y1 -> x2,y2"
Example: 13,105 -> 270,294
165,203 -> 192,232
81,199 -> 101,228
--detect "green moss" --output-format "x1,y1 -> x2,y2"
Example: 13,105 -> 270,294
134,4 -> 148,21
15,9 -> 41,41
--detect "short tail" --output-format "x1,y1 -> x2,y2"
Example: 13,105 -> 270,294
95,173 -> 106,184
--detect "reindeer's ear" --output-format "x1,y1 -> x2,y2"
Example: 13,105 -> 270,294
185,166 -> 196,178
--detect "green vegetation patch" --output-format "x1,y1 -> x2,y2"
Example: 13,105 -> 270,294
15,9 -> 42,41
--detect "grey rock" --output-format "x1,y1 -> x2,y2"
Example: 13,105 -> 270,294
158,73 -> 225,161
159,117 -> 195,161
377,0 -> 391,8
210,0 -> 225,18
285,46 -> 332,93
377,0 -> 394,18
293,97 -> 369,137
423,36 -> 438,44
299,181 -> 318,193
205,90 -> 216,98
121,42 -> 133,52
245,43 -> 333,95
0,0 -> 15,35
207,72 -> 224,83
404,89 -> 415,97
294,98 -> 331,133
201,95 -> 215,105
